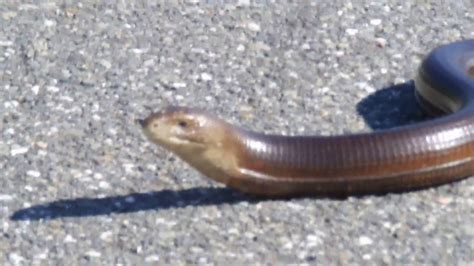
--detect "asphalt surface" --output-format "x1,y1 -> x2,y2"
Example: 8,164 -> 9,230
1,1 -> 473,265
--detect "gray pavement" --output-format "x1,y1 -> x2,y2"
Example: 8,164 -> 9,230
0,0 -> 473,265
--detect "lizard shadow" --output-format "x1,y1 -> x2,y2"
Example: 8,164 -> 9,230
10,187 -> 254,221
355,80 -> 430,130
11,81 -> 431,221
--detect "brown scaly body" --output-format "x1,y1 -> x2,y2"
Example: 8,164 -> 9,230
138,40 -> 474,197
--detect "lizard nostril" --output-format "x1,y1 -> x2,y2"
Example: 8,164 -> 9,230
136,119 -> 147,127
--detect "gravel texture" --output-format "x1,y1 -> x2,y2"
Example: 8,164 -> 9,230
1,0 -> 473,265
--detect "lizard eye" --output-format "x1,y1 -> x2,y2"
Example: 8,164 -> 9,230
178,121 -> 188,128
